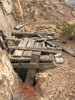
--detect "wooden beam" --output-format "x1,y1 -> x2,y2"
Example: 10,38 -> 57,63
47,36 -> 57,40
10,55 -> 54,62
11,31 -> 54,37
25,42 -> 41,86
11,31 -> 39,37
35,38 -> 47,42
5,38 -> 21,42
53,40 -> 75,57
45,41 -> 56,47
12,63 -> 56,69
10,56 -> 30,61
40,55 -> 54,62
9,46 -> 61,54
13,38 -> 29,57
23,39 -> 35,57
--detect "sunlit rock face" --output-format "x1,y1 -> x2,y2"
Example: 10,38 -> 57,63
1,0 -> 13,14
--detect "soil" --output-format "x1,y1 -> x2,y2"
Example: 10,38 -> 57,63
35,39 -> 75,100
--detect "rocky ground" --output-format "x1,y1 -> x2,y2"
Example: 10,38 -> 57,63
0,0 -> 75,36
35,39 -> 75,100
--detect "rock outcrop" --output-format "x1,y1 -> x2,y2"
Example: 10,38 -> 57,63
0,48 -> 21,100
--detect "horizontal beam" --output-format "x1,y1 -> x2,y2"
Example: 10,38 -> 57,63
11,31 -> 41,37
9,46 -> 61,54
5,38 -> 21,41
10,56 -> 30,61
11,31 -> 54,37
12,31 -> 38,37
10,56 -> 53,62
12,62 -> 56,69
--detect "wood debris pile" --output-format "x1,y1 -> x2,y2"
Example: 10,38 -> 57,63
0,30 -> 75,86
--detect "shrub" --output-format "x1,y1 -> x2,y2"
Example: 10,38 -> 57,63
56,21 -> 75,39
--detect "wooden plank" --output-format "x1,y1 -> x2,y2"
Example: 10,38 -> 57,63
14,20 -> 33,30
12,63 -> 56,69
41,41 -> 46,49
10,56 -> 30,62
11,31 -> 54,37
49,54 -> 54,61
40,55 -> 54,62
13,38 -> 29,57
10,55 -> 54,62
35,38 -> 47,42
47,36 -> 57,40
45,41 -> 56,47
9,46 -> 61,54
23,39 -> 35,57
40,42 -> 54,62
5,38 -> 21,42
12,31 -> 38,37
26,42 -> 41,86
47,45 -> 62,50
53,40 -> 75,57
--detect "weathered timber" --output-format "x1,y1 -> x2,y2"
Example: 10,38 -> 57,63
13,38 -> 29,57
12,63 -> 56,69
10,55 -> 54,62
40,55 -> 53,62
36,33 -> 57,48
53,40 -> 75,57
10,56 -> 30,62
14,20 -> 34,30
36,38 -> 47,42
41,41 -> 46,48
46,41 -> 56,47
31,42 -> 41,62
5,38 -> 21,42
23,39 -> 35,57
11,31 -> 39,37
14,23 -> 25,30
47,45 -> 62,50
11,31 -> 54,37
49,54 -> 54,61
26,42 -> 41,86
47,36 -> 57,40
9,46 -> 61,54
35,36 -> 57,42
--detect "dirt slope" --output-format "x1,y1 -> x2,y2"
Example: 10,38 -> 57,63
12,0 -> 75,33
0,0 -> 75,36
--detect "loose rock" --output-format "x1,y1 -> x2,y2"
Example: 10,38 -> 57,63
54,53 -> 62,58
55,57 -> 64,64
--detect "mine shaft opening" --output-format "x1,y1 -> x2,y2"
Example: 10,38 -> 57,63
14,68 -> 36,86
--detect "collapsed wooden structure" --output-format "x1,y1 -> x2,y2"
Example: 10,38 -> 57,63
0,30 -> 75,86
